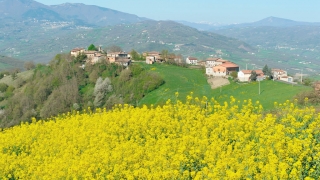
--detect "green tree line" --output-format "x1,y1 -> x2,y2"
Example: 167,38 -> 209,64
0,53 -> 164,127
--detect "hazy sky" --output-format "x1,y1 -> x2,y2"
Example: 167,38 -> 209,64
36,0 -> 320,24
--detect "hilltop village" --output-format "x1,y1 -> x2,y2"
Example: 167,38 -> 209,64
71,46 -> 293,83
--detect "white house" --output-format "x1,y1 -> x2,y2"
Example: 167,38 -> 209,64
205,58 -> 219,67
186,57 -> 198,65
279,76 -> 293,82
272,69 -> 287,79
146,56 -> 155,64
238,70 -> 264,82
272,69 -> 294,83
206,67 -> 214,75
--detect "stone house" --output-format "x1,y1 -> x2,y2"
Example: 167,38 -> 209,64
70,48 -> 85,57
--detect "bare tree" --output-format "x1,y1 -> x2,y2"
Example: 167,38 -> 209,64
24,61 -> 35,70
93,77 -> 113,107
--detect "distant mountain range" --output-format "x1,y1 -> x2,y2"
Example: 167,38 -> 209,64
178,17 -> 320,31
0,1 -> 320,73
0,0 -> 253,63
209,17 -> 320,49
1,19 -> 254,63
242,16 -> 320,27
0,0 -> 147,27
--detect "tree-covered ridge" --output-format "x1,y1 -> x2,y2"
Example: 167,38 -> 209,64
0,54 -> 164,128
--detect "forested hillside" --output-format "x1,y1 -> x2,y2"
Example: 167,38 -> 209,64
0,54 -> 163,127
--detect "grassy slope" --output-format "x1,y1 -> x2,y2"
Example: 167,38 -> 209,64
139,63 -> 311,109
211,80 -> 310,109
138,63 -> 211,106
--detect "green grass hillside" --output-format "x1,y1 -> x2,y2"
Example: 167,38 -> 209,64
211,80 -> 310,109
138,64 -> 212,106
139,63 -> 311,109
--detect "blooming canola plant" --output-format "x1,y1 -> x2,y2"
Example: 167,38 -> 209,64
0,94 -> 319,179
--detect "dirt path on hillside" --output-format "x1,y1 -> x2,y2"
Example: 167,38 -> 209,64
207,77 -> 230,89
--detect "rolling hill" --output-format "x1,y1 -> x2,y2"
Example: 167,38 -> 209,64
56,20 -> 253,56
206,17 -> 320,73
0,0 -> 148,63
0,19 -> 254,64
0,55 -> 24,71
0,0 -> 147,26
1,0 -> 253,64
212,18 -> 320,49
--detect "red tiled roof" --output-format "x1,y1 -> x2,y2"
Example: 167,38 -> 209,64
221,62 -> 239,68
241,69 -> 264,75
255,70 -> 264,75
241,70 -> 252,74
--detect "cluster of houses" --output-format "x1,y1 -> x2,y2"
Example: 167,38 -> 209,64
70,47 -> 131,67
144,51 -> 183,64
237,68 -> 293,83
70,47 -> 293,83
71,48 -> 183,66
186,56 -> 240,77
185,56 -> 293,83
145,51 -> 163,64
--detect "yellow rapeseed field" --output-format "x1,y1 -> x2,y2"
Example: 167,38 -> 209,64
1,93 -> 320,179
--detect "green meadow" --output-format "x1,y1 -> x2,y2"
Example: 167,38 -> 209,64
139,63 -> 311,109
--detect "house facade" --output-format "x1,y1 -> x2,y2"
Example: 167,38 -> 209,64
186,57 -> 198,65
146,56 -> 155,64
279,76 -> 293,82
108,52 -> 129,58
238,70 -> 264,82
206,62 -> 239,76
272,69 -> 287,79
71,48 -> 85,57
272,69 -> 293,83
115,59 -> 131,67
205,58 -> 221,67
143,51 -> 162,62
